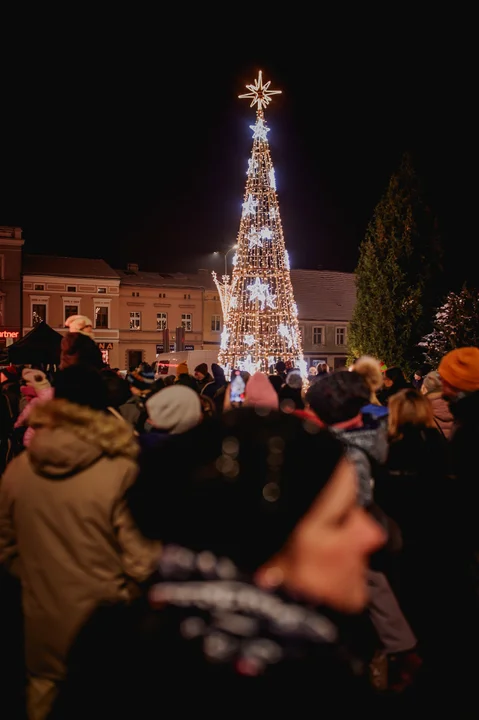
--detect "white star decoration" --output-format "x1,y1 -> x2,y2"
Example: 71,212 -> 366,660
244,334 -> 255,346
279,323 -> 295,349
242,194 -> 258,216
260,227 -> 273,240
250,117 -> 270,141
269,168 -> 276,190
239,70 -> 282,111
284,250 -> 290,270
220,327 -> 229,350
247,277 -> 277,311
269,207 -> 279,220
248,229 -> 262,249
247,158 -> 258,175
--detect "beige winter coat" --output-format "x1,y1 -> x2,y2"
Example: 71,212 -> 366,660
0,399 -> 161,681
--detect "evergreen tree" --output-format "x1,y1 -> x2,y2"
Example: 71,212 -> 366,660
348,152 -> 443,376
419,286 -> 479,367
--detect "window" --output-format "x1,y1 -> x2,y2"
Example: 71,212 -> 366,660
181,313 -> 192,332
313,326 -> 323,345
32,303 -> 46,325
34,284 -> 45,291
183,293 -> 191,300
335,327 -> 346,345
64,304 -> 78,322
211,314 -> 221,332
131,291 -> 140,297
159,293 -> 166,298
67,285 -> 77,293
129,311 -> 141,330
95,305 -> 109,329
157,312 -> 167,330
97,287 -> 107,294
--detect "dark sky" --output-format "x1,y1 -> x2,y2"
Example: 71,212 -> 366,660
2,18 -> 475,289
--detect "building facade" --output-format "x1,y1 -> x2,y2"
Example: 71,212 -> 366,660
116,265 -> 218,370
292,270 -> 356,369
22,255 -> 121,367
0,226 -> 24,352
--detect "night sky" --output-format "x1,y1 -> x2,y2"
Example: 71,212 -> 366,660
2,18 -> 475,289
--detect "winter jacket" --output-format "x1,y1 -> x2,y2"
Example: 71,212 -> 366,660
426,391 -> 454,439
0,398 -> 160,681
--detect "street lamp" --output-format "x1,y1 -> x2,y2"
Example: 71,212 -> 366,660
214,245 -> 237,275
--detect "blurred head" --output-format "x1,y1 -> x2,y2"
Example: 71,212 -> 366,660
64,314 -> 93,336
146,385 -> 202,434
60,332 -> 104,371
245,371 -> 280,410
388,388 -> 436,439
285,369 -> 303,390
101,369 -> 131,409
306,370 -> 370,426
127,368 -> 156,396
131,409 -> 384,613
54,365 -> 109,411
176,362 -> 189,378
383,366 -> 407,389
194,363 -> 208,381
438,347 -> 479,398
421,370 -> 442,395
353,356 -> 383,393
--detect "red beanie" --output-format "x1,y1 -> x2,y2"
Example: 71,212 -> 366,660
438,347 -> 479,392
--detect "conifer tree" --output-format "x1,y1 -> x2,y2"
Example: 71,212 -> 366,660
348,152 -> 443,376
419,286 -> 479,367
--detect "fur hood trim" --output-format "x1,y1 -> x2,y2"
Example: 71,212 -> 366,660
29,399 -> 139,460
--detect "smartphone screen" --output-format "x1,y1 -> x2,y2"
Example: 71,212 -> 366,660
230,373 -> 245,403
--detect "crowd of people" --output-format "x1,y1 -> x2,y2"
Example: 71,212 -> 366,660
1,323 -> 479,718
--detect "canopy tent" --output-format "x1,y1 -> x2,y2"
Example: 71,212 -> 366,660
7,321 -> 63,366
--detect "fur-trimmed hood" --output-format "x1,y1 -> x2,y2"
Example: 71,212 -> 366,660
28,399 -> 138,477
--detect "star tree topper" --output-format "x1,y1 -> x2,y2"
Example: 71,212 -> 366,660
239,70 -> 282,111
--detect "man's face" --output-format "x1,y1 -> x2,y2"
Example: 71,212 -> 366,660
194,371 -> 205,381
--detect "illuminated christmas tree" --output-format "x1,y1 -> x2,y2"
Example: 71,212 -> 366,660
213,71 -> 305,376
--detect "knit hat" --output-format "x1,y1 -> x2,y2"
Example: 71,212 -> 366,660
438,347 -> 479,392
54,365 -> 109,411
353,356 -> 384,392
245,371 -> 279,410
194,363 -> 208,376
146,385 -> 202,434
176,362 -> 189,377
306,370 -> 370,425
127,368 -> 156,392
65,315 -> 93,336
22,368 -> 51,393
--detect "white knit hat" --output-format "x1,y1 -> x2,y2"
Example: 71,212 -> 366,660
65,315 -> 93,335
146,385 -> 202,434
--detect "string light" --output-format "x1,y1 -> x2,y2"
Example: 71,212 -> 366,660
214,71 -> 305,375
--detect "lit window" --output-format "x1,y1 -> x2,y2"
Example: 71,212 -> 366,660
336,327 -> 346,345
34,284 -> 45,291
313,327 -> 323,345
129,311 -> 141,330
64,305 -> 78,322
32,303 -> 46,325
67,285 -> 77,293
181,313 -> 192,332
211,315 -> 221,332
157,312 -> 167,331
97,287 -> 107,294
95,306 -> 109,329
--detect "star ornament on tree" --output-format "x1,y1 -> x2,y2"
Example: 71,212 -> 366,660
242,194 -> 258,217
239,70 -> 282,111
247,277 -> 276,311
250,117 -> 270,141
248,229 -> 262,249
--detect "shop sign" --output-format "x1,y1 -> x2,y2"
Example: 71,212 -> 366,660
184,345 -> 194,351
156,344 -> 175,353
0,330 -> 19,339
97,342 -> 114,350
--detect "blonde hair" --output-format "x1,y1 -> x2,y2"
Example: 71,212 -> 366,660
353,355 -> 384,406
422,370 -> 442,395
388,388 -> 436,440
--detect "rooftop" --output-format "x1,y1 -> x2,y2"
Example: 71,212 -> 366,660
291,270 -> 356,321
115,268 -> 217,290
23,254 -> 120,280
